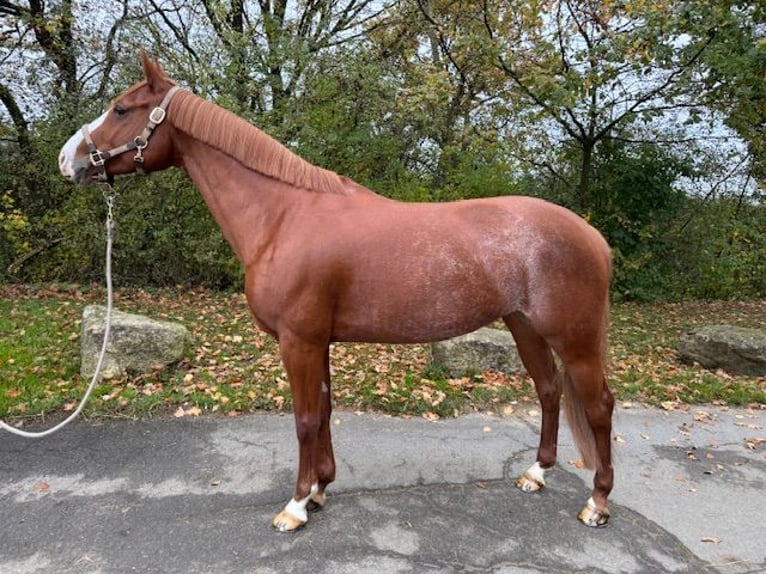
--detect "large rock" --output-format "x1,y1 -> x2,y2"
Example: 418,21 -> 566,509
81,305 -> 191,379
431,327 -> 524,377
678,325 -> 766,376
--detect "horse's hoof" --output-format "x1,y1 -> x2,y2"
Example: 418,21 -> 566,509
272,510 -> 306,532
516,473 -> 544,493
578,498 -> 609,527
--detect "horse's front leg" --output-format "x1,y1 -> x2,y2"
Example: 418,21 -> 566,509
307,347 -> 336,512
272,334 -> 332,532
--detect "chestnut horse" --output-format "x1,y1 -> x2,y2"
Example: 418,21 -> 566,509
59,53 -> 614,531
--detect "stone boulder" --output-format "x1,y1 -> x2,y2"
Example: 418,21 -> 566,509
431,327 -> 524,377
677,325 -> 766,376
81,305 -> 191,379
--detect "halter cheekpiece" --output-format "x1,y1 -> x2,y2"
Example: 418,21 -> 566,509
82,86 -> 181,181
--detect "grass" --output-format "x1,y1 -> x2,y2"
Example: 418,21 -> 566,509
1,284 -> 764,426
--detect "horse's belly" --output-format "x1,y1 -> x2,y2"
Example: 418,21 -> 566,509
331,277 -> 515,344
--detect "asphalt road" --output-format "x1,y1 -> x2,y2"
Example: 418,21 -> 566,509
1,406 -> 764,573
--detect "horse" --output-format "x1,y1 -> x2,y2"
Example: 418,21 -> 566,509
59,52 -> 615,532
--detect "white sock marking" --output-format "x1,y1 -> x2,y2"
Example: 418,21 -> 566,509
525,461 -> 547,486
282,482 -> 319,524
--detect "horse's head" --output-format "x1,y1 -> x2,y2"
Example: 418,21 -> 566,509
59,51 -> 179,185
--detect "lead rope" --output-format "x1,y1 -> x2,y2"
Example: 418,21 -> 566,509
0,185 -> 117,438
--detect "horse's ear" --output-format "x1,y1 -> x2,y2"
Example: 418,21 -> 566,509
139,49 -> 166,92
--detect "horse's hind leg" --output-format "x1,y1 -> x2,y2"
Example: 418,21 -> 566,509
504,312 -> 561,493
563,356 -> 614,527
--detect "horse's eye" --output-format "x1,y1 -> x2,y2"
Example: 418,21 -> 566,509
114,105 -> 128,116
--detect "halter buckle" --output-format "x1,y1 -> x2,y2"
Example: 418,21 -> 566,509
89,149 -> 107,167
149,107 -> 166,125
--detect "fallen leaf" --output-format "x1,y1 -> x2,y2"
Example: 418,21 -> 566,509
173,407 -> 185,418
701,536 -> 721,544
746,437 -> 765,450
568,459 -> 586,469
35,481 -> 49,491
693,410 -> 712,422
187,406 -> 202,417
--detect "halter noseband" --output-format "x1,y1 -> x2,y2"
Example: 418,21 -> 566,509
82,86 -> 181,181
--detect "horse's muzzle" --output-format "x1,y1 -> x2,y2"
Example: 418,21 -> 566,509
59,151 -> 100,185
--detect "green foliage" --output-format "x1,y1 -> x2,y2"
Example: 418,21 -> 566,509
589,141 -> 688,300
668,197 -> 766,299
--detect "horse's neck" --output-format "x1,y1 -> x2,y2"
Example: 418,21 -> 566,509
176,135 -> 300,265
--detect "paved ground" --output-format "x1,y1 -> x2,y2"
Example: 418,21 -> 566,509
1,406 -> 764,573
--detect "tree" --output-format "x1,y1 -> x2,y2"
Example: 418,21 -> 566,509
130,0 -> 395,117
469,0 -> 723,213
682,0 -> 766,190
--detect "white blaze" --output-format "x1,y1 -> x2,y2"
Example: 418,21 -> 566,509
58,110 -> 110,179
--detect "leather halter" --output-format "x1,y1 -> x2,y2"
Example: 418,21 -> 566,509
82,86 -> 181,181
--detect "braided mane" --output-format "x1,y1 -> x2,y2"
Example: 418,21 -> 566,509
169,90 -> 347,194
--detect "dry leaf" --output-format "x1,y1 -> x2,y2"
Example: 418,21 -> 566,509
746,437 -> 765,450
187,406 -> 202,416
693,410 -> 712,422
35,481 -> 49,491
173,407 -> 185,418
701,536 -> 721,544
568,459 -> 586,469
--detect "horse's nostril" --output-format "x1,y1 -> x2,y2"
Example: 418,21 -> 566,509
58,150 -> 67,167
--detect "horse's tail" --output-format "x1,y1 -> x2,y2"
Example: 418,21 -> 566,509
560,296 -> 610,472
